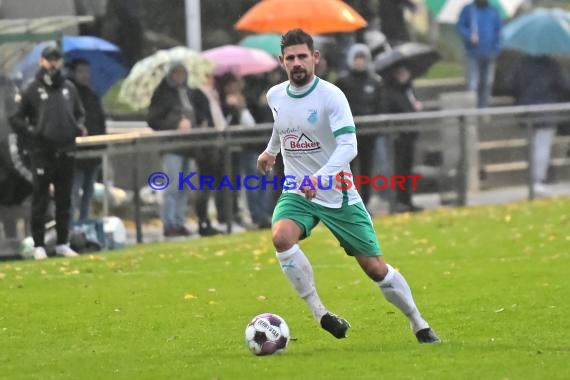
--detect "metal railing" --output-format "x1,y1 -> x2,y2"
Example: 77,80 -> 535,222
73,102 -> 570,243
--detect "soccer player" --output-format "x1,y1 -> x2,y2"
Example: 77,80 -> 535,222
257,29 -> 440,343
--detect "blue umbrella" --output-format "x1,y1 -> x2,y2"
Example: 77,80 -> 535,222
501,8 -> 570,56
11,35 -> 127,96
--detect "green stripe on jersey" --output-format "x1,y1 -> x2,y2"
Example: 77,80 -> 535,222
333,126 -> 356,137
286,77 -> 320,98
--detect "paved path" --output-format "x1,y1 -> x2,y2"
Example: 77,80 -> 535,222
125,182 -> 570,245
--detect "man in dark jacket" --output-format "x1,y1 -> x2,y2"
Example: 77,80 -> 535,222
510,55 -> 570,195
69,58 -> 107,222
335,44 -> 384,208
147,62 -> 221,237
9,46 -> 86,260
382,64 -> 423,213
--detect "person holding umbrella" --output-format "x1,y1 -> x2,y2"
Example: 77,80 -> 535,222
147,62 -> 223,238
499,8 -> 570,194
375,42 -> 441,213
508,55 -> 570,196
456,0 -> 502,108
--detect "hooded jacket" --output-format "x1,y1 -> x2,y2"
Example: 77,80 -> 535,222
9,68 -> 85,150
147,63 -> 211,131
334,44 -> 383,116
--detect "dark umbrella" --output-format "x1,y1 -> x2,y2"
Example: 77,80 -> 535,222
374,42 -> 441,79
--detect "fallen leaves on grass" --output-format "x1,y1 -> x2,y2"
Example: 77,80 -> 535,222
88,255 -> 106,261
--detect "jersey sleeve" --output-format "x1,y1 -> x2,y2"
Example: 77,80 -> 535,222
265,88 -> 281,156
314,133 -> 357,181
265,127 -> 281,156
326,86 -> 356,138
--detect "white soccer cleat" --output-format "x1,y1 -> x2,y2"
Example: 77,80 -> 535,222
32,246 -> 48,260
54,244 -> 79,257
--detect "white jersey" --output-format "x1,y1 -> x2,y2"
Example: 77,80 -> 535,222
266,77 -> 361,208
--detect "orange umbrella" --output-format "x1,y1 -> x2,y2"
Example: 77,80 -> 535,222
235,0 -> 368,35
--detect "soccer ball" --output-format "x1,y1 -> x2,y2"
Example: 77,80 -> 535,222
245,313 -> 290,356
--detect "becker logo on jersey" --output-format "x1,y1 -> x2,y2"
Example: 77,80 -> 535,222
283,133 -> 321,154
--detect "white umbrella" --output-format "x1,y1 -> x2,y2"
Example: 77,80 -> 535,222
119,47 -> 214,111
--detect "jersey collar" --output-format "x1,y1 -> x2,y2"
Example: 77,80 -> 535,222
286,77 -> 320,99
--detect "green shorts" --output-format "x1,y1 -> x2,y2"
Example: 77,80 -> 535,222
272,193 -> 382,257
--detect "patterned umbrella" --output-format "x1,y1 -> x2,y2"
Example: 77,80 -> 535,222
425,0 -> 525,23
118,47 -> 214,111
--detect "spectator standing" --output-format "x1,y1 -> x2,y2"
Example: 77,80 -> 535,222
147,62 -> 196,238
191,74 -> 226,236
148,62 -> 222,238
215,73 -> 260,228
509,55 -> 570,195
382,64 -> 423,212
68,58 -> 107,222
456,0 -> 502,108
9,46 -> 86,259
335,44 -> 384,208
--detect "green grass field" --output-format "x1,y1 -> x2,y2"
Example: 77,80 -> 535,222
2,198 -> 570,379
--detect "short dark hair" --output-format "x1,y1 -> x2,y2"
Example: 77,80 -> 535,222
69,58 -> 90,71
281,29 -> 314,54
41,46 -> 62,60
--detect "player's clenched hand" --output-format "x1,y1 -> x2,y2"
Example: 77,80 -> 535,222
257,151 -> 276,175
300,175 -> 318,200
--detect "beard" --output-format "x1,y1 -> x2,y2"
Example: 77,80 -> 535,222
290,68 -> 311,86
